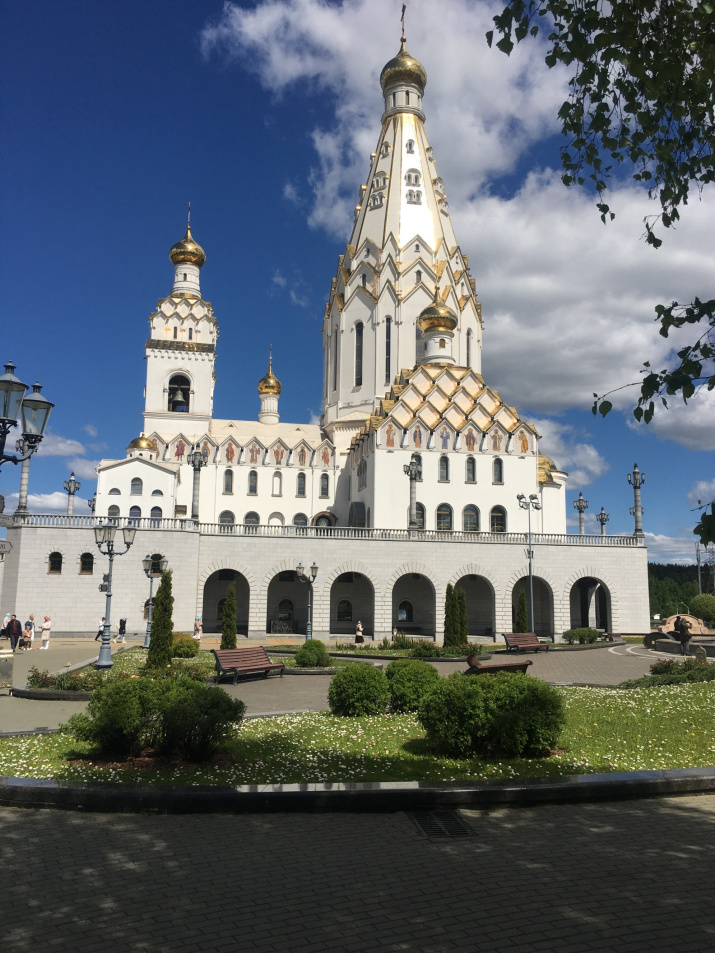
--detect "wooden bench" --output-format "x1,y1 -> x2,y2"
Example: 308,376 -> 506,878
503,633 -> 549,654
212,647 -> 285,684
465,655 -> 532,676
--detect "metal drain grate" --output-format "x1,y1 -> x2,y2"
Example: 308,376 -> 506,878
408,810 -> 474,838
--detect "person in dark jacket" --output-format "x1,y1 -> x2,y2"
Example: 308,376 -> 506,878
6,614 -> 22,651
676,616 -> 692,656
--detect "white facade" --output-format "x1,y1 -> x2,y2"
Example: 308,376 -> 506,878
0,37 -> 650,639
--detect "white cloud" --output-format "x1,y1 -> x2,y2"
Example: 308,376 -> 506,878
289,289 -> 309,308
530,418 -> 609,487
65,457 -> 100,480
308,409 -> 320,425
283,181 -> 300,205
82,424 -> 98,437
271,270 -> 287,288
35,433 -> 86,457
644,532 -> 699,564
626,387 -> 715,451
0,491 -> 90,514
687,479 -> 715,508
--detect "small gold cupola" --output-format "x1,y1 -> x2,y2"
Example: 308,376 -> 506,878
417,287 -> 458,366
258,347 -> 281,424
380,37 -> 427,94
169,205 -> 205,296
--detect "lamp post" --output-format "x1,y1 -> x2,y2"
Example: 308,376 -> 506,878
573,492 -> 588,535
142,553 -> 168,649
13,437 -> 31,514
627,463 -> 645,536
596,507 -> 610,537
94,522 -> 136,669
0,362 -> 54,469
517,493 -> 541,635
188,443 -> 207,521
63,471 -> 81,516
296,561 -> 318,641
403,452 -> 422,531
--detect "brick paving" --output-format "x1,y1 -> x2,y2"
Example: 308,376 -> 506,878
3,793 -> 715,952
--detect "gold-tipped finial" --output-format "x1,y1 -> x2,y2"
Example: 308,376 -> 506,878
258,345 -> 282,395
380,4 -> 426,93
169,205 -> 206,268
401,2 -> 407,43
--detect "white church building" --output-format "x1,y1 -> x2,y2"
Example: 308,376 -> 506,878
1,38 -> 649,640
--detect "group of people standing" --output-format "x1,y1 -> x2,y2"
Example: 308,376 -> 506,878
1,613 -> 52,651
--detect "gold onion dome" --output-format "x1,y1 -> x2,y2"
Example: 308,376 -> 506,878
128,435 -> 154,451
538,453 -> 557,485
258,358 -> 282,396
418,289 -> 458,333
169,224 -> 206,268
380,37 -> 427,93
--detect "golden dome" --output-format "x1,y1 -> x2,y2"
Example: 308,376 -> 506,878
380,38 -> 427,93
258,357 -> 282,396
169,224 -> 206,268
418,289 -> 458,333
538,453 -> 557,485
127,435 -> 155,452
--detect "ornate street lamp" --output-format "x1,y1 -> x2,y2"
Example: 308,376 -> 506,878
94,522 -> 136,669
296,561 -> 318,641
403,452 -> 422,531
596,507 -> 610,537
573,492 -> 589,535
142,553 -> 168,649
627,463 -> 645,536
63,471 -> 81,516
0,362 -> 54,469
517,493 -> 541,635
188,443 -> 207,520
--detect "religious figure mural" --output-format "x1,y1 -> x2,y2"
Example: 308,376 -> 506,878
491,430 -> 502,451
174,439 -> 186,461
298,447 -> 306,466
519,431 -> 529,453
464,429 -> 476,452
413,425 -> 422,449
201,442 -> 210,463
321,447 -> 331,467
440,427 -> 450,450
385,424 -> 395,448
225,443 -> 235,463
249,443 -> 261,464
149,437 -> 158,451
273,445 -> 285,465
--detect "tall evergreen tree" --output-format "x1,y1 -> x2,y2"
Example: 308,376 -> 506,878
146,570 -> 174,668
515,590 -> 529,634
221,582 -> 238,649
443,583 -> 459,649
457,587 -> 469,645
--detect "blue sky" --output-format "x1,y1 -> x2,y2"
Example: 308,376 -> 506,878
2,0 -> 713,563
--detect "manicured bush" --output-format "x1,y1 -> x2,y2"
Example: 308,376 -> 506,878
146,571 -> 174,669
515,590 -> 529,633
295,639 -> 332,668
418,672 -> 565,758
155,677 -> 245,761
563,627 -> 599,645
620,657 -> 715,689
64,679 -> 162,757
221,582 -> 238,650
328,664 -> 390,716
387,659 -> 440,713
171,636 -> 200,658
691,593 -> 715,626
410,640 -> 442,658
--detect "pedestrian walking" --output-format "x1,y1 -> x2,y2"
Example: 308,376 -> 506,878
24,614 -> 35,649
39,616 -> 52,649
1,612 -> 10,639
6,614 -> 22,651
95,617 -> 105,641
193,618 -> 202,641
113,618 -> 127,643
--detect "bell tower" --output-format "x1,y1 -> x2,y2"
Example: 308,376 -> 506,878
143,214 -> 218,436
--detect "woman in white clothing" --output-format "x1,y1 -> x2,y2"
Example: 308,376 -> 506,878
40,615 -> 52,649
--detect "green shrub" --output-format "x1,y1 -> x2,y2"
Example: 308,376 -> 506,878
691,593 -> 715,626
328,665 -> 390,716
418,672 -> 564,758
515,590 -> 529,633
392,631 -> 416,650
171,636 -> 200,658
410,640 -> 442,658
620,657 -> 715,688
295,639 -> 332,668
378,637 -> 393,651
563,627 -> 599,645
387,659 -> 440,713
221,582 -> 238,650
146,571 -> 174,669
64,679 -> 162,757
155,677 -> 245,761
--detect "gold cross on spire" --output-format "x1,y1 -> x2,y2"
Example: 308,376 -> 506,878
401,3 -> 407,42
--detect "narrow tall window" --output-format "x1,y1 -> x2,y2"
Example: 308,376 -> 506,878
272,472 -> 282,496
385,317 -> 392,384
466,329 -> 472,367
173,327 -> 177,339
437,504 -> 453,531
415,502 -> 425,530
224,469 -> 233,494
439,456 -> 449,482
297,472 -> 306,497
130,477 -> 143,496
415,269 -> 422,283
49,552 -> 63,574
466,456 -> 476,483
332,330 -> 338,391
493,458 -> 504,484
248,470 -> 258,495
79,553 -> 94,574
355,322 -> 363,387
320,473 -> 329,498
188,328 -> 193,341
361,274 -> 367,288
490,506 -> 507,533
406,139 -> 414,154
463,505 -> 480,532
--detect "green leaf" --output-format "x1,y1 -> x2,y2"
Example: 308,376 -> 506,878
598,400 -> 613,417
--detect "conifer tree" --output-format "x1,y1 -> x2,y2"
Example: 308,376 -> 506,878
443,583 -> 459,649
221,582 -> 238,649
146,570 -> 174,668
515,590 -> 529,634
457,587 -> 469,645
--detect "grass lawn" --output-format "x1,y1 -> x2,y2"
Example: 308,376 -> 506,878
1,681 -> 714,787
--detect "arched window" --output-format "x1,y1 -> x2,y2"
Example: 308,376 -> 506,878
272,471 -> 282,496
80,553 -> 94,574
293,513 -> 308,527
490,506 -> 507,533
219,511 -> 235,525
150,553 -> 164,575
355,322 -> 363,387
108,505 -> 120,519
361,274 -> 367,288
493,458 -> 504,484
167,374 -> 190,413
415,502 -> 425,530
332,330 -> 338,391
466,328 -> 473,367
337,599 -> 353,622
129,505 -> 141,524
415,269 -> 422,283
224,469 -> 233,494
436,504 -> 453,531
407,189 -> 415,204
248,470 -> 258,495
320,473 -> 329,498
130,477 -> 143,496
466,456 -> 476,483
405,170 -> 421,187
108,487 -> 120,495
296,472 -> 306,497
406,139 -> 415,154
463,505 -> 480,533
385,316 -> 392,384
244,511 -> 259,525
48,552 -> 62,574
151,489 -> 163,496
398,600 -> 413,622
150,506 -> 162,521
439,456 -> 449,482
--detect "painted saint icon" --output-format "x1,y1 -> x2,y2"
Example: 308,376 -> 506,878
385,424 -> 395,448
413,425 -> 422,449
321,447 -> 331,467
225,443 -> 235,463
273,445 -> 284,464
298,447 -> 306,466
465,429 -> 476,452
519,431 -> 529,453
249,444 -> 260,464
440,427 -> 450,450
491,430 -> 502,451
175,439 -> 186,461
201,442 -> 210,463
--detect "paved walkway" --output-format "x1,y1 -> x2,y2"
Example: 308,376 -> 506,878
4,793 -> 715,952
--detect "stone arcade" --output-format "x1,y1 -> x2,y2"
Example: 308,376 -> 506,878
0,38 -> 649,639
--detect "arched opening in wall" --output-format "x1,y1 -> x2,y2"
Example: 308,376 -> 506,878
462,505 -> 480,532
248,470 -> 258,495
129,505 -> 141,525
319,474 -> 330,498
511,576 -> 554,639
490,506 -> 507,533
272,471 -> 282,496
150,506 -> 162,523
348,502 -> 366,528
168,374 -> 190,413
569,577 -> 611,632
293,512 -> 308,528
465,456 -> 476,484
436,503 -> 453,531
224,469 -> 233,494
107,505 -> 120,520
296,472 -> 306,497
455,575 -> 495,639
330,572 -> 374,637
415,502 -> 425,529
392,573 -> 436,637
219,510 -> 235,525
48,552 -> 63,574
268,512 -> 284,526
130,477 -> 143,496
313,511 -> 335,531
202,569 -> 250,635
266,570 -> 308,635
79,552 -> 94,575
